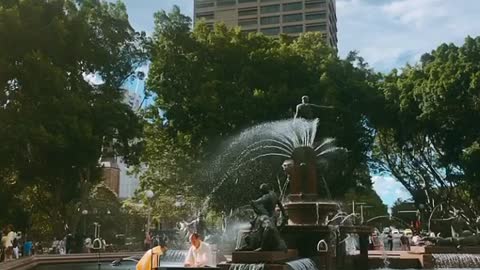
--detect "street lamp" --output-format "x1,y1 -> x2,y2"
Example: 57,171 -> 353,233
145,190 -> 154,233
82,210 -> 89,235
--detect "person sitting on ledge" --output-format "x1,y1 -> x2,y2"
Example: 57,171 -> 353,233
184,233 -> 214,267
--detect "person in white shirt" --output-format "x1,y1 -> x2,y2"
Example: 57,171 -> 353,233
184,233 -> 213,267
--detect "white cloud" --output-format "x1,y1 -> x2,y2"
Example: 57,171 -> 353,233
337,0 -> 480,71
82,73 -> 104,86
372,175 -> 411,207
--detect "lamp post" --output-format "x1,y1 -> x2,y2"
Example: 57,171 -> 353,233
145,190 -> 154,233
359,205 -> 373,225
82,210 -> 89,235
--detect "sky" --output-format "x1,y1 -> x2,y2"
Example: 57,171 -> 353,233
116,0 -> 480,207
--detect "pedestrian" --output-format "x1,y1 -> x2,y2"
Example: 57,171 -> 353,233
144,231 -> 153,251
3,225 -> 15,260
387,233 -> 393,251
12,235 -> 19,259
400,234 -> 410,251
24,238 -> 33,257
65,232 -> 73,254
1,228 -> 7,262
368,234 -> 374,250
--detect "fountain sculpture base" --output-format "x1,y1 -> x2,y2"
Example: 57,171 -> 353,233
219,250 -> 299,270
232,250 -> 298,263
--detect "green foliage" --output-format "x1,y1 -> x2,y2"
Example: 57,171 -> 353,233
142,6 -> 382,214
80,185 -> 124,241
0,0 -> 145,236
129,120 -> 201,222
374,36 -> 480,223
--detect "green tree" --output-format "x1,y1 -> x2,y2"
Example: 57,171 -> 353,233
143,7 -> 383,213
374,36 -> 480,224
130,120 -> 201,223
0,0 -> 145,236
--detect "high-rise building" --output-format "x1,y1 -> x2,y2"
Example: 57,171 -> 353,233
100,87 -> 144,199
194,0 -> 338,48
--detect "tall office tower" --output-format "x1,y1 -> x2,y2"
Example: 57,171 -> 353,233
194,0 -> 338,48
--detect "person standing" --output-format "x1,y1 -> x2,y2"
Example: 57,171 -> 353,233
3,225 -> 15,260
144,231 -> 153,251
184,233 -> 213,267
12,234 -> 19,259
1,228 -> 7,262
400,234 -> 410,251
23,238 -> 33,257
65,232 -> 73,254
387,233 -> 393,251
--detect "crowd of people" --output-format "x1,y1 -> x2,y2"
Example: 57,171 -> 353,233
369,228 -> 431,252
0,225 -> 34,262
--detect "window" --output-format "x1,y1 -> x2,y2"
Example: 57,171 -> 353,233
283,13 -> 303,23
260,0 -> 280,2
239,8 -> 257,16
242,29 -> 258,34
239,18 -> 258,27
217,0 -> 236,7
283,2 -> 303,11
239,0 -> 257,2
306,23 -> 326,32
283,25 -> 303,34
261,27 -> 280,36
195,1 -> 215,8
196,12 -> 214,20
305,0 -> 326,3
260,4 -> 280,14
260,16 -> 280,25
305,1 -> 326,9
306,12 -> 326,20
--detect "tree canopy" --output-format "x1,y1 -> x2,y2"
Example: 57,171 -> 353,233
142,6 -> 383,214
0,0 -> 145,237
374,36 -> 480,225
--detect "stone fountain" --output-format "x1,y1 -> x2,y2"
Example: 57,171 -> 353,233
214,113 -> 372,270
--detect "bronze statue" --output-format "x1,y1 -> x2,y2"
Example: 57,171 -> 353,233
427,230 -> 480,247
251,183 -> 288,226
237,184 -> 288,252
294,96 -> 334,120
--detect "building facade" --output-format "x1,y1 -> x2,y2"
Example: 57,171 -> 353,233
100,89 -> 143,199
194,0 -> 337,48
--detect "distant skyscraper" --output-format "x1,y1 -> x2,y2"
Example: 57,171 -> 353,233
101,85 -> 145,199
194,0 -> 338,48
101,159 -> 121,196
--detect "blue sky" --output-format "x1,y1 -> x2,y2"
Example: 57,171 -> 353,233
117,0 -> 480,207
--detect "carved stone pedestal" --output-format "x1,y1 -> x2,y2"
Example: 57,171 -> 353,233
232,250 -> 298,263
218,250 -> 298,270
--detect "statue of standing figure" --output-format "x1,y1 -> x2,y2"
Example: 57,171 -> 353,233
294,96 -> 334,120
237,184 -> 288,252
